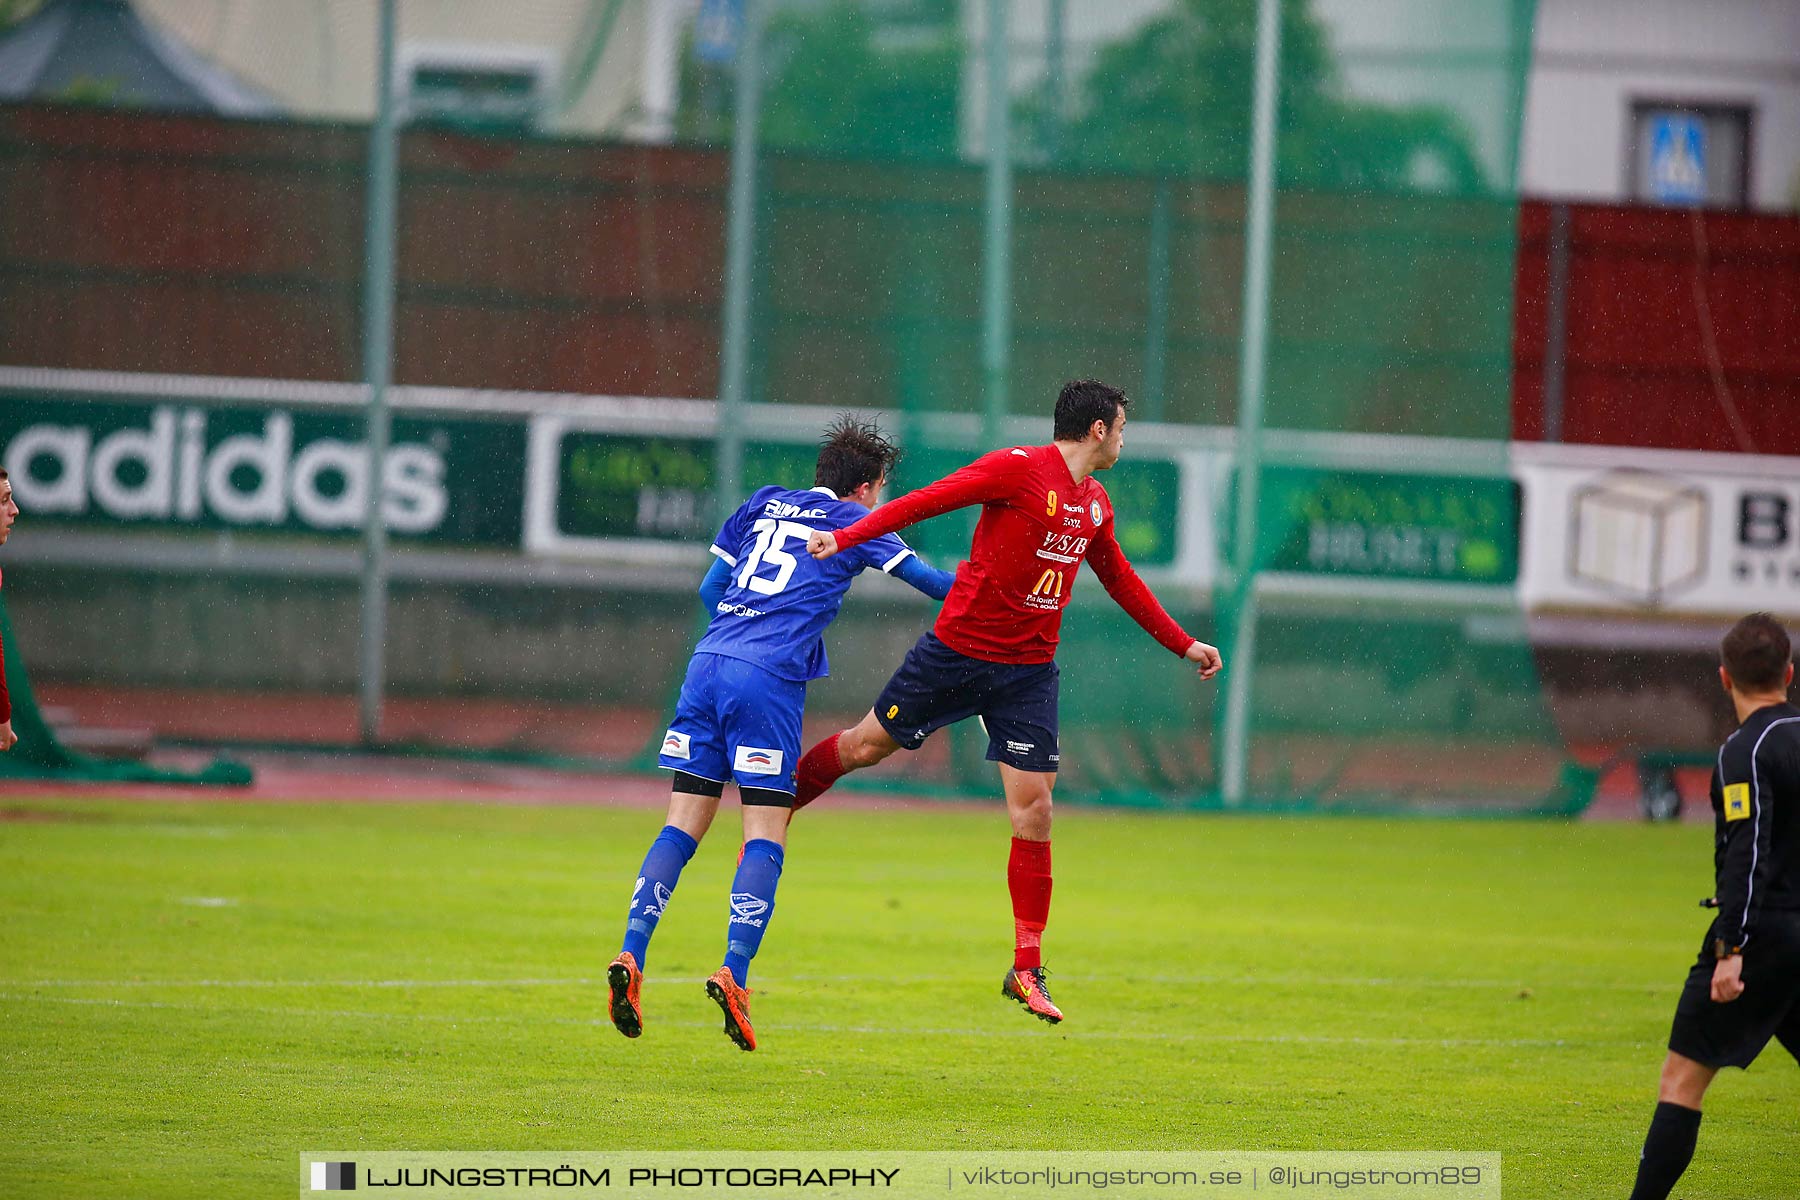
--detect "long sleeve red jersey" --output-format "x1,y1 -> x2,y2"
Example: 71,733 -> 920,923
832,444 -> 1194,665
0,567 -> 10,723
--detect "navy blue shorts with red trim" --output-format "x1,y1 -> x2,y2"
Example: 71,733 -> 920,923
873,631 -> 1059,773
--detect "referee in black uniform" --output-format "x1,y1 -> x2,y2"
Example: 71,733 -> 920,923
1628,612 -> 1800,1200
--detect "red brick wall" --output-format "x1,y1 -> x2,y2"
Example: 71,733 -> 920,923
0,105 -> 726,397
5,105 -> 1796,451
1514,201 -> 1800,454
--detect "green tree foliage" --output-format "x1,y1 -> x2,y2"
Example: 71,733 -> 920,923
676,0 -> 1483,191
0,0 -> 43,30
762,0 -> 960,159
1032,0 -> 1484,191
679,0 -> 961,161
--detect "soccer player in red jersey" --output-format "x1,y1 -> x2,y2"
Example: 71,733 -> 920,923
799,380 -> 1222,1023
0,468 -> 18,752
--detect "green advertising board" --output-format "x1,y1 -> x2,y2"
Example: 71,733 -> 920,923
1249,466 -> 1519,583
555,435 -> 819,544
552,429 -> 1184,569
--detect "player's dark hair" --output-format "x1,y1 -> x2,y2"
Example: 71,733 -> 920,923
814,413 -> 901,497
1053,379 -> 1129,441
1722,612 -> 1792,691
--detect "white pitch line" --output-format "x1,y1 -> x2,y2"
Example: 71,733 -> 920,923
0,992 -> 1616,1050
0,973 -> 1675,992
5,978 -> 607,989
1120,973 -> 1672,993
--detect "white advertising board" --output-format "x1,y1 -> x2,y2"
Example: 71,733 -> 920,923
10,366 -> 1799,630
1516,442 -> 1800,619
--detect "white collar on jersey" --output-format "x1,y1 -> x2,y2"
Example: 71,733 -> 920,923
810,486 -> 839,499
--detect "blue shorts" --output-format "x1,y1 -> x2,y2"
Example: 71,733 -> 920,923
657,652 -> 804,795
873,631 -> 1060,773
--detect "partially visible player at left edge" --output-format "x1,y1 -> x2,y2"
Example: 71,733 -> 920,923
606,416 -> 953,1051
1626,611 -> 1800,1200
0,468 -> 20,753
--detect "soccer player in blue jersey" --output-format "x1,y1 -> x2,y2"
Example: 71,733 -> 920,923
607,416 -> 954,1051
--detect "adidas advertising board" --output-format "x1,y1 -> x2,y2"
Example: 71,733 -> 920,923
7,371 -> 1796,626
0,396 -> 524,545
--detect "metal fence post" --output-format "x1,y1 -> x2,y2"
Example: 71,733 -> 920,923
358,0 -> 399,746
1542,202 -> 1572,443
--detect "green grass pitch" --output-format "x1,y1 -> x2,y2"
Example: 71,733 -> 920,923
1,796 -> 1794,1198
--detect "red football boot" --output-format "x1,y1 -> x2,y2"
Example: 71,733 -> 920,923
1002,965 -> 1064,1024
705,967 -> 757,1051
606,951 -> 644,1038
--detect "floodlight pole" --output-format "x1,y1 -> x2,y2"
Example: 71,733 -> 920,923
981,0 -> 1011,449
1043,0 -> 1066,161
358,0 -> 399,747
1219,0 -> 1281,807
716,0 -> 766,520
1143,178 -> 1172,422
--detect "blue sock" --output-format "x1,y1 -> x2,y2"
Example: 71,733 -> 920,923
620,825 -> 698,970
722,838 -> 784,987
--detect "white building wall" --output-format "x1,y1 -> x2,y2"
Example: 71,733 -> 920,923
1521,0 -> 1800,210
135,0 -> 655,136
958,0 -> 1799,209
118,0 -> 1800,210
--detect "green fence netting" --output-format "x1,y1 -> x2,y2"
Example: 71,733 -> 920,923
0,0 -> 1586,812
0,591 -> 250,785
711,0 -> 1576,812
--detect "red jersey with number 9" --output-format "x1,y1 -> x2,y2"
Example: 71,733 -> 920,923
831,444 -> 1192,665
0,565 -> 10,722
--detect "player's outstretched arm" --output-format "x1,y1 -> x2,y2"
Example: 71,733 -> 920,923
1183,640 -> 1223,679
0,630 -> 12,749
1088,523 -> 1222,679
698,556 -> 732,611
891,553 -> 956,601
812,449 -> 1027,561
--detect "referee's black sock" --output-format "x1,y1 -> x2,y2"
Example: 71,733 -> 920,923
1628,1100 -> 1702,1200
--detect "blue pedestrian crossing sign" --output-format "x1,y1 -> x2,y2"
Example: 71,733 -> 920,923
695,0 -> 744,65
1648,112 -> 1707,204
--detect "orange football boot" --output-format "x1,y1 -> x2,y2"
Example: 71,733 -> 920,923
1002,966 -> 1064,1024
607,951 -> 644,1038
705,967 -> 757,1051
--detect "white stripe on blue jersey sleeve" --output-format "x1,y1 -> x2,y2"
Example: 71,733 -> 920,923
709,544 -> 739,567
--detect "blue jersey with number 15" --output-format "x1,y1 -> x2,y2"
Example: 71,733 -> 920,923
693,485 -> 916,682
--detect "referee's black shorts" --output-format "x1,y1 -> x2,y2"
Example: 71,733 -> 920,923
1668,909 -> 1800,1070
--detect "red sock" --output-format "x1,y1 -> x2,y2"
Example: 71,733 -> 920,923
1008,836 -> 1053,970
792,732 -> 846,812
